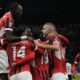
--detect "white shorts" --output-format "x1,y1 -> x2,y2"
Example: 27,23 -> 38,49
51,72 -> 67,80
9,71 -> 32,80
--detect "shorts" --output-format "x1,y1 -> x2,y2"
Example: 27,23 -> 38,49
51,72 -> 67,80
9,71 -> 32,80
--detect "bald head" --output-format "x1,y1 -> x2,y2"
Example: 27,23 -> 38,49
42,22 -> 57,33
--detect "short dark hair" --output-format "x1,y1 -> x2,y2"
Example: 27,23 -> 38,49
13,24 -> 26,36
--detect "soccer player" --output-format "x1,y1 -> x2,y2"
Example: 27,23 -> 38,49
0,2 -> 24,80
34,22 -> 68,80
7,25 -> 35,80
31,39 -> 46,80
0,2 -> 30,42
30,26 -> 50,80
0,20 -> 9,80
72,53 -> 80,79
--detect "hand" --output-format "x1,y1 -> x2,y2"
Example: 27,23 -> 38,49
34,40 -> 40,46
11,62 -> 16,70
27,37 -> 34,42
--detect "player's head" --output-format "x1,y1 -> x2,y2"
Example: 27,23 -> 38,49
42,22 -> 57,35
13,24 -> 26,36
23,26 -> 32,37
10,2 -> 23,18
31,26 -> 42,39
13,24 -> 32,37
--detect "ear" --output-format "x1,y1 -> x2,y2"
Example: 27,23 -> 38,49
48,28 -> 52,33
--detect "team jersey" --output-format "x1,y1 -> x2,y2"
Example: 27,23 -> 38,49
72,53 -> 80,73
31,39 -> 45,69
0,12 -> 14,35
39,40 -> 49,70
31,39 -> 46,80
48,34 -> 66,74
7,40 -> 35,76
74,53 -> 80,65
40,40 -> 50,80
0,16 -> 10,73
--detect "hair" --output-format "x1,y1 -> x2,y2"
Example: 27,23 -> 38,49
44,22 -> 57,32
13,24 -> 26,36
31,26 -> 42,39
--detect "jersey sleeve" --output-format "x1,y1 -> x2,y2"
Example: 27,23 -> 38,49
35,46 -> 44,55
72,54 -> 80,73
1,12 -> 14,31
14,51 -> 35,66
53,35 -> 60,45
74,54 -> 80,64
59,35 -> 69,46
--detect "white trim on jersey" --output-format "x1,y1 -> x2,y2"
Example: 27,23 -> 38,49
0,27 -> 5,37
74,61 -> 78,64
5,28 -> 13,31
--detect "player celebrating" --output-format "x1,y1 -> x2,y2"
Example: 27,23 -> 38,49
34,22 -> 68,80
0,2 -> 31,42
7,25 -> 35,80
0,20 -> 9,80
72,53 -> 80,79
0,3 -> 24,80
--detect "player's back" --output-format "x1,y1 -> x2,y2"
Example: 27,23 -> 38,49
7,40 -> 34,75
49,35 -> 66,74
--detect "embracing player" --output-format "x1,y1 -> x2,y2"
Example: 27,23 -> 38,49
7,24 -> 35,80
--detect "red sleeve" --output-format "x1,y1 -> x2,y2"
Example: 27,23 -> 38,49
59,35 -> 69,45
1,12 -> 13,29
72,53 -> 80,72
74,54 -> 80,64
14,51 -> 35,66
35,46 -> 44,55
72,64 -> 77,73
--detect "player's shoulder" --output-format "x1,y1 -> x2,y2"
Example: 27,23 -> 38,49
76,53 -> 80,57
19,40 -> 33,45
4,12 -> 11,17
1,12 -> 12,19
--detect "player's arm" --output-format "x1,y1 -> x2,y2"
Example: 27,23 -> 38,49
12,51 -> 35,67
5,18 -> 33,42
72,63 -> 77,73
72,54 -> 79,75
58,34 -> 69,45
5,30 -> 28,42
34,45 -> 45,55
34,40 -> 59,50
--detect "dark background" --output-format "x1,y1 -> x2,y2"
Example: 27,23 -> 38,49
0,0 -> 80,63
0,0 -> 80,24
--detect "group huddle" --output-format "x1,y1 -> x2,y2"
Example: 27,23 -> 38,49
0,2 -> 71,80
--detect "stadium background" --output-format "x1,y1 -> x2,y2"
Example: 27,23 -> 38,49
0,0 -> 80,64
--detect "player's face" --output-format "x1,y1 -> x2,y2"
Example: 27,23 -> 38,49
23,27 -> 32,36
15,5 -> 23,17
42,25 -> 51,35
27,28 -> 32,36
